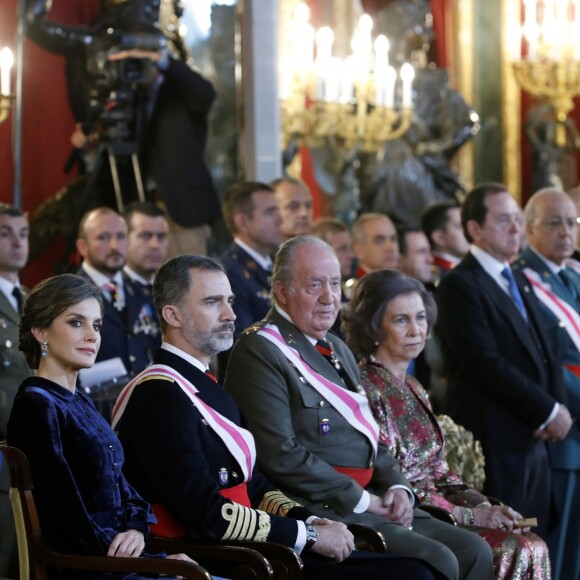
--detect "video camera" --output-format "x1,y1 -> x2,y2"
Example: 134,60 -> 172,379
84,30 -> 167,139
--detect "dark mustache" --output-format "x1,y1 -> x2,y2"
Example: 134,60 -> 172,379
215,323 -> 235,333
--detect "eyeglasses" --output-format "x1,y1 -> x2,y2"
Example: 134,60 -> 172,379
540,218 -> 578,230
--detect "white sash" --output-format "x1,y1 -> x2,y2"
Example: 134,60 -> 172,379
111,364 -> 256,482
522,268 -> 580,352
257,324 -> 379,457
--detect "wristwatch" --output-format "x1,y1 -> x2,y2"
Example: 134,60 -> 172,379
304,525 -> 318,551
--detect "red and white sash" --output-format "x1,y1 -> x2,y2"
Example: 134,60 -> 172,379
257,324 -> 379,458
522,268 -> 580,352
111,365 -> 256,482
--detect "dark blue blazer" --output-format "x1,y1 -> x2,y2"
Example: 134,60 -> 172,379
77,269 -> 160,376
436,252 -> 566,531
220,242 -> 272,339
117,348 -> 312,546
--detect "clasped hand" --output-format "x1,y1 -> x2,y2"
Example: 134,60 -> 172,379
534,405 -> 573,442
368,489 -> 413,528
309,518 -> 355,562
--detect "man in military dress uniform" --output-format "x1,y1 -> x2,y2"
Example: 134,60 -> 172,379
0,204 -> 31,577
114,255 -> 437,579
225,235 -> 493,580
77,208 -> 160,380
220,182 -> 282,338
513,188 -> 580,578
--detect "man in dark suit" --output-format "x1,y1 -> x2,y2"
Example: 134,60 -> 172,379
76,207 -> 160,379
512,188 -> 580,578
0,204 -> 31,578
436,183 -> 572,539
225,235 -> 493,580
114,255 -> 437,579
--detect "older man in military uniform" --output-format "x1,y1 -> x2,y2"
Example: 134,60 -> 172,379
0,204 -> 31,578
225,235 -> 493,580
512,188 -> 580,579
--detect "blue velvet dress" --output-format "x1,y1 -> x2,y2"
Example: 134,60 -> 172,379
6,376 -> 159,580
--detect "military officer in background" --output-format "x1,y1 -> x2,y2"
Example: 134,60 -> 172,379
0,203 -> 31,578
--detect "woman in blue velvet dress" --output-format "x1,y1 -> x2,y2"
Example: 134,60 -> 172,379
7,274 -> 192,579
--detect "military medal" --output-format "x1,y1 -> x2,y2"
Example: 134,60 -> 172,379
218,467 -> 229,485
320,418 -> 330,435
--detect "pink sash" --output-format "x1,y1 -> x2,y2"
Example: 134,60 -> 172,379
522,268 -> 580,352
111,365 -> 256,482
257,325 -> 379,458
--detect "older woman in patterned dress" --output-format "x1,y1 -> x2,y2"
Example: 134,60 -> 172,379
342,269 -> 551,580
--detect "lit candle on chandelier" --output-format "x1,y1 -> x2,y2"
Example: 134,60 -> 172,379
0,48 -> 13,97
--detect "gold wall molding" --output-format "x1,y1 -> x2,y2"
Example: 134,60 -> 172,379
453,0 -> 475,191
502,0 -> 522,203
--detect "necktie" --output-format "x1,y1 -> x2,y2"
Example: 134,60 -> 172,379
103,280 -> 118,302
501,267 -> 527,320
559,268 -> 575,292
12,286 -> 23,314
205,370 -> 218,383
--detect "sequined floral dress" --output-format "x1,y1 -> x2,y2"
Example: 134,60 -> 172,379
360,358 -> 551,580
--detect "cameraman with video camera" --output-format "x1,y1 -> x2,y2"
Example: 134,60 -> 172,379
26,0 -> 221,257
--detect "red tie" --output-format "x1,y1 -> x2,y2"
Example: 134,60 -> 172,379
205,370 -> 218,383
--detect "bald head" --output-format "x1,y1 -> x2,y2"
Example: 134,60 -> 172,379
76,208 -> 128,276
525,188 -> 578,265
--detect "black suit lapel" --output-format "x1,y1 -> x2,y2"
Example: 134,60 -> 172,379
469,258 -> 545,374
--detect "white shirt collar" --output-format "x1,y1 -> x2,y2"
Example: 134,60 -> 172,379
123,265 -> 153,286
469,245 -> 511,294
234,238 -> 272,271
529,246 -> 562,275
82,262 -> 124,289
0,276 -> 21,313
274,304 -> 318,346
161,341 -> 208,373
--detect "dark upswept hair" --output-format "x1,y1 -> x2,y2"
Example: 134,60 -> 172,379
122,201 -> 167,231
19,274 -> 104,369
222,181 -> 275,235
341,269 -> 437,358
0,203 -> 26,219
461,182 -> 508,243
421,201 -> 460,246
153,254 -> 225,333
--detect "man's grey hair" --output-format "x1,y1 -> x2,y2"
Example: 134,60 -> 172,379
270,235 -> 335,302
351,212 -> 392,244
524,188 -> 570,224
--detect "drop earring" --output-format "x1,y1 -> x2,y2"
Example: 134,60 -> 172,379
41,339 -> 48,358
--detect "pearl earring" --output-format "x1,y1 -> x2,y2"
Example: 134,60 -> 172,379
373,340 -> 379,346
41,339 -> 48,358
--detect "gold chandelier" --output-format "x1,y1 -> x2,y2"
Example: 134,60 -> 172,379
280,3 -> 414,153
514,0 -> 580,146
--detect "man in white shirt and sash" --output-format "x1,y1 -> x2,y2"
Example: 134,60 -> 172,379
113,254 -> 438,580
512,187 -> 580,579
225,236 -> 493,580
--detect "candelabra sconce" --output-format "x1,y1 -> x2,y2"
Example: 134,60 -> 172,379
280,4 -> 414,154
514,0 -> 580,147
512,60 -> 580,147
0,47 -> 14,125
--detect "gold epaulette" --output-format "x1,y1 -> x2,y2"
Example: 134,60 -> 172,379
242,319 -> 268,336
137,374 -> 175,385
